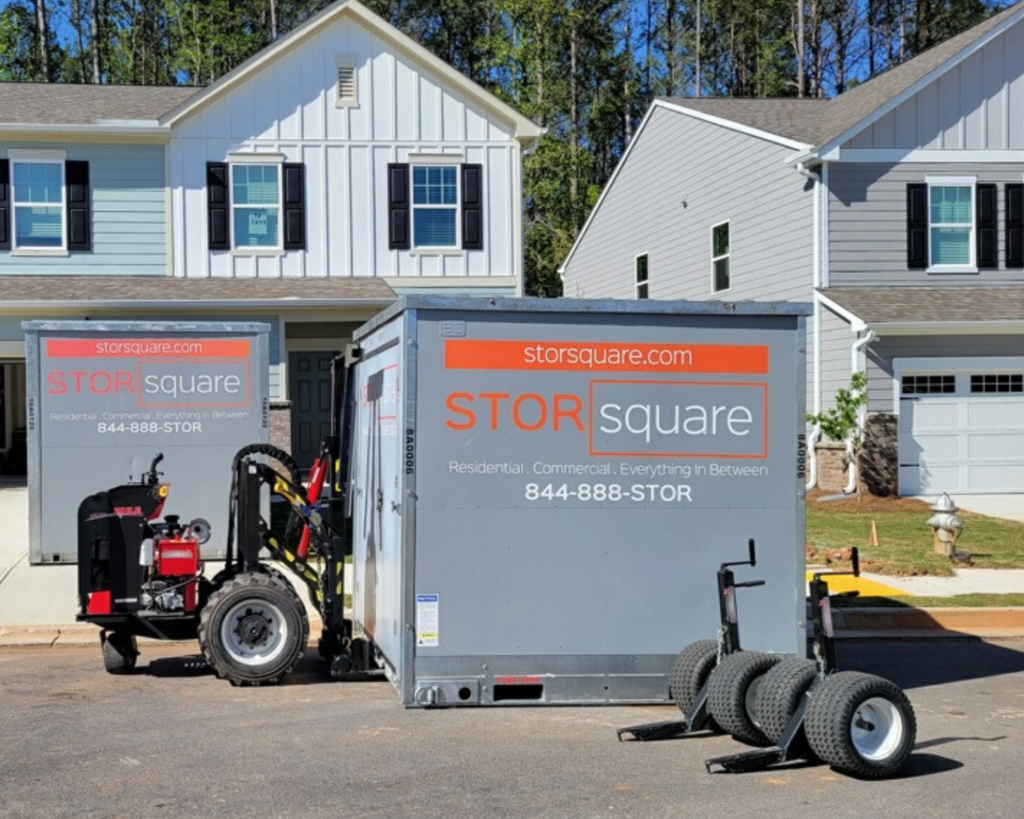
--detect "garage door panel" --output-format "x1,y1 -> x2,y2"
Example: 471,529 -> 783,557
899,377 -> 1024,494
967,432 -> 1024,459
905,401 -> 961,429
903,433 -> 959,460
965,465 -> 1024,493
966,402 -> 1024,428
900,464 -> 959,496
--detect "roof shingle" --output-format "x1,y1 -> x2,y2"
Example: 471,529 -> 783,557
0,83 -> 200,126
820,286 -> 1024,325
661,1 -> 1024,151
0,276 -> 396,303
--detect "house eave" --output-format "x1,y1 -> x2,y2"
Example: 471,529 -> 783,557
0,298 -> 396,311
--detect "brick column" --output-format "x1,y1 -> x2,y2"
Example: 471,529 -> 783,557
269,400 -> 292,453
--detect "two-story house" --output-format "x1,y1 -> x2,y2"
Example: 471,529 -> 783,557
0,0 -> 542,472
560,2 -> 1024,497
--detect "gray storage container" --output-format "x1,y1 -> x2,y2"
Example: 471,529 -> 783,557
24,321 -> 270,564
349,297 -> 810,706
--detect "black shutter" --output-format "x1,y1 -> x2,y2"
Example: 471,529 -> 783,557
907,183 -> 928,269
66,160 -> 90,251
1007,183 -> 1024,269
388,163 -> 410,250
282,163 -> 305,251
207,162 -> 230,251
0,160 -> 9,251
976,183 -> 997,269
461,163 -> 483,251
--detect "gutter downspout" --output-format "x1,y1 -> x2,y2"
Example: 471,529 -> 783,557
845,328 -> 877,494
796,161 -> 822,492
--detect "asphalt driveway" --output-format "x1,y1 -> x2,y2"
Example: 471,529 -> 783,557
1,639 -> 1023,819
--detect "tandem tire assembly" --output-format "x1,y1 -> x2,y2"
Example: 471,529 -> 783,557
617,539 -> 765,742
75,352 -> 373,686
704,548 -> 917,779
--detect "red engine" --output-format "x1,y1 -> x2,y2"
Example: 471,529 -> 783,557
150,537 -> 201,613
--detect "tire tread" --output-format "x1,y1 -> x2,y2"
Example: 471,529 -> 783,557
804,671 -> 916,779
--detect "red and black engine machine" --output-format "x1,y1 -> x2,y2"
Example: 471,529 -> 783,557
78,454 -> 209,646
76,352 -> 369,684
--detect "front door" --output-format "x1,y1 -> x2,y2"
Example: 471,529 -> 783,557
288,351 -> 337,471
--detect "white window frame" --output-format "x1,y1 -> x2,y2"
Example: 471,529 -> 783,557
710,220 -> 731,294
229,156 -> 283,255
9,149 -> 67,255
634,252 -> 650,299
409,154 -> 461,252
925,175 -> 976,273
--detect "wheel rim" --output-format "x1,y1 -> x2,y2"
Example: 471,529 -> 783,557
220,599 -> 290,666
745,676 -> 763,728
850,696 -> 905,761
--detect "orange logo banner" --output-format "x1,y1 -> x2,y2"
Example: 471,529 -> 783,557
47,338 -> 251,359
444,340 -> 768,374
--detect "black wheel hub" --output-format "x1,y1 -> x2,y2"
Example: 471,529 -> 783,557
237,610 -> 272,647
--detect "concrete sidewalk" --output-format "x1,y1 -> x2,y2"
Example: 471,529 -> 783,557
3,484 -> 1024,645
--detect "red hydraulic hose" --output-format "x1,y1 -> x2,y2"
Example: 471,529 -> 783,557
296,457 -> 327,559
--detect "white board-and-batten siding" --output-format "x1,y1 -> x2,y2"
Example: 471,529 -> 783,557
561,106 -> 813,304
844,21 -> 1024,152
169,15 -> 520,281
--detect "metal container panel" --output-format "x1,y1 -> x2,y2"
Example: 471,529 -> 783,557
351,297 -> 809,706
24,321 -> 269,564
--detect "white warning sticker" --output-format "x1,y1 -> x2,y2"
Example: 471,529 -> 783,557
416,594 -> 439,647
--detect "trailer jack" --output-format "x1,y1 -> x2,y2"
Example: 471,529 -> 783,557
617,539 -> 764,742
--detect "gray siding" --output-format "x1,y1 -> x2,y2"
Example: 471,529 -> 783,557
829,162 -> 1024,286
866,334 -> 1024,413
819,304 -> 854,414
563,106 -> 814,303
0,142 -> 166,275
845,21 -> 1024,151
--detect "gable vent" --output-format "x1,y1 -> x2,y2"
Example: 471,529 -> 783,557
336,64 -> 357,106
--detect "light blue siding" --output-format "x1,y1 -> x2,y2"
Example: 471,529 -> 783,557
0,142 -> 166,275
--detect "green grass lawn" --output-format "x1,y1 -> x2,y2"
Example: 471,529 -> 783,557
806,494 -> 1024,576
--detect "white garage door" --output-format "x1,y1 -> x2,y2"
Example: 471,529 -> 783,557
899,371 -> 1024,495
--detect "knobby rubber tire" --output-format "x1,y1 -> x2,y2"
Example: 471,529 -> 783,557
668,639 -> 718,715
102,631 -> 138,675
804,671 -> 916,779
754,657 -> 818,754
707,651 -> 781,746
199,572 -> 308,686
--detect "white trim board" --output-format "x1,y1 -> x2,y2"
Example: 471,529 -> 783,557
839,149 -> 1024,163
653,99 -> 813,151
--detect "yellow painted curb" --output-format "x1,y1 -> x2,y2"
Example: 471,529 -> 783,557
805,572 -> 909,597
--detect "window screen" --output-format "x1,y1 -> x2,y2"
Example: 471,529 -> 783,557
413,165 -> 457,247
232,164 -> 280,248
13,161 -> 63,248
